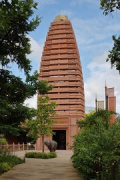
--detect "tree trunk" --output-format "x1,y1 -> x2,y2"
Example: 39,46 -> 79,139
42,135 -> 44,153
111,163 -> 115,180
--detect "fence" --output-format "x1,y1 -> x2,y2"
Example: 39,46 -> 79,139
0,143 -> 36,152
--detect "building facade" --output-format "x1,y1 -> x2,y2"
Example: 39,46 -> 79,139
37,15 -> 85,150
105,86 -> 116,123
95,85 -> 116,123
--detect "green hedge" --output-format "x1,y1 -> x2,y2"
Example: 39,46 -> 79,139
25,152 -> 57,159
0,149 -> 24,173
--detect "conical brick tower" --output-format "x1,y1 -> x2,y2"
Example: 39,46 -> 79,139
38,15 -> 84,150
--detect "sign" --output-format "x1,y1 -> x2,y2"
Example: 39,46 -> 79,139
56,119 -> 69,124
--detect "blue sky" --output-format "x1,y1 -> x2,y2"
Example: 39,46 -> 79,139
20,0 -> 120,113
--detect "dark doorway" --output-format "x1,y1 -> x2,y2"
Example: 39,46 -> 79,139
53,130 -> 66,150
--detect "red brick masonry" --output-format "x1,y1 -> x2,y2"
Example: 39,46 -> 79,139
38,15 -> 85,150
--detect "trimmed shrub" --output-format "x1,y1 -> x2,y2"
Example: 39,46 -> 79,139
25,152 -> 36,158
25,152 -> 57,159
49,152 -> 57,158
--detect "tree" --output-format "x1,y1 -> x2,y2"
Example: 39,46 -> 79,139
0,0 -> 42,135
116,114 -> 120,124
26,96 -> 57,153
0,67 -> 53,135
100,0 -> 120,15
0,134 -> 7,145
0,0 -> 40,74
107,35 -> 120,73
100,0 -> 120,73
72,110 -> 120,180
77,109 -> 115,130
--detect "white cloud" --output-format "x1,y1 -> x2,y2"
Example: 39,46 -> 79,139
24,37 -> 43,108
28,36 -> 43,64
24,94 -> 37,109
84,52 -> 120,113
72,17 -> 120,48
87,51 -> 110,71
84,42 -> 112,54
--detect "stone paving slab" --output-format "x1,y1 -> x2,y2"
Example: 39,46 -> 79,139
0,150 -> 83,180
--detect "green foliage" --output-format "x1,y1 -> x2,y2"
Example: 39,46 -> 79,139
0,0 -> 55,136
26,95 -> 57,152
106,35 -> 120,73
36,80 -> 54,95
100,1 -> 120,73
0,162 -> 11,173
0,0 -> 48,135
116,115 -> 120,124
0,69 -> 54,135
25,152 -> 57,159
0,0 -> 41,74
100,0 -> 120,15
72,110 -> 120,180
77,109 -> 115,130
26,96 -> 57,139
0,149 -> 24,174
26,73 -> 54,95
0,137 -> 7,145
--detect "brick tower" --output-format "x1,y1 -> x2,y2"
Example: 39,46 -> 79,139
38,15 -> 85,150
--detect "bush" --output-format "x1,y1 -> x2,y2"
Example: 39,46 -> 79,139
25,152 -> 57,159
0,137 -> 7,145
49,152 -> 57,158
0,162 -> 11,173
0,149 -> 24,174
25,152 -> 35,158
72,110 -> 120,180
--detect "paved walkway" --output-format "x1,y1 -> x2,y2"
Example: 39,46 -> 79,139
0,150 -> 83,180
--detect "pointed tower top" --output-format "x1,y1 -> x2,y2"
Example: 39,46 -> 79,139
54,15 -> 69,22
